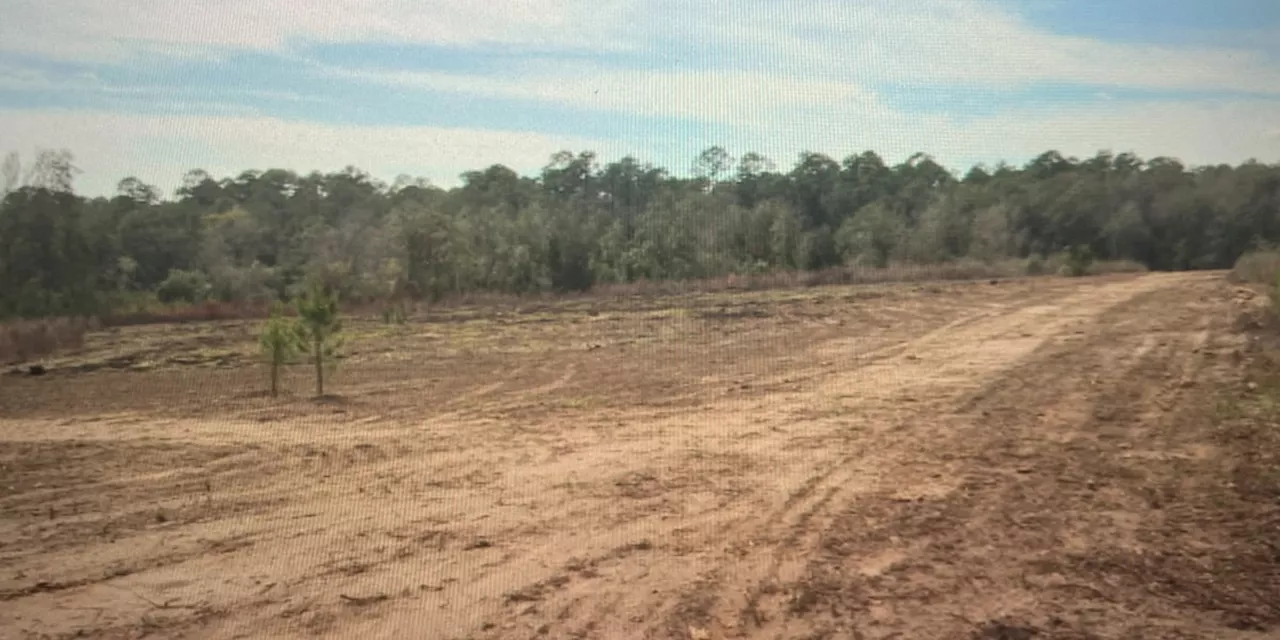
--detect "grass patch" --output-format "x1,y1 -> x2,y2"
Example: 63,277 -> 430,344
1230,250 -> 1280,324
6,256 -> 1148,337
1217,334 -> 1280,540
582,257 -> 1146,300
102,300 -> 274,327
0,317 -> 97,364
401,257 -> 1148,318
95,296 -> 396,329
1229,250 -> 1280,285
1086,258 -> 1149,275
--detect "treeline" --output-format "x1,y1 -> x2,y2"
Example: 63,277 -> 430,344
1,146 -> 1278,319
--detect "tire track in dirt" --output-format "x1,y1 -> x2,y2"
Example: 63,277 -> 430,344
474,276 -> 1187,640
751,272 -> 1252,639
7,274 -> 1236,640
691,274 -> 1199,639
776,284 -> 1072,391
492,276 -> 1193,640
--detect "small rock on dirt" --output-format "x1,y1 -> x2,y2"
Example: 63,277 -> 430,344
689,627 -> 710,640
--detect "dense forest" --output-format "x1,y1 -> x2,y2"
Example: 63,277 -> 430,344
1,146 -> 1279,319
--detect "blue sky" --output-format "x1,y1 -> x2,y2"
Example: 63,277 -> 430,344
1,0 -> 1278,197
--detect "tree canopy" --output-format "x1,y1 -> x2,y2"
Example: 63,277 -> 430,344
2,146 -> 1279,319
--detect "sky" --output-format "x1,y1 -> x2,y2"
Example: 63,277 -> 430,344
1,0 -> 1279,198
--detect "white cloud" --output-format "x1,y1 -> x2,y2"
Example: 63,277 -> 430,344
0,0 -> 639,61
317,60 -> 1280,170
320,64 -> 892,126
3,96 -> 1276,201
1005,100 -> 1279,165
8,0 -> 1280,97
0,60 -> 101,91
0,110 -> 622,197
708,0 -> 1280,95
739,97 -> 1280,173
0,62 -> 320,105
282,0 -> 1280,141
2,1 -> 1278,195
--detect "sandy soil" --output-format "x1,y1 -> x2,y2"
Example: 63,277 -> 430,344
2,272 -> 1278,639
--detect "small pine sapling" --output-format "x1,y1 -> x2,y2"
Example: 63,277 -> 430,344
259,303 -> 304,397
295,285 -> 344,397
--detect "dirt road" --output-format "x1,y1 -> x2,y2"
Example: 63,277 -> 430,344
2,271 -> 1276,639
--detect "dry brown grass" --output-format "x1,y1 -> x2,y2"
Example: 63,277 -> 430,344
557,258 -> 1146,301
1229,250 -> 1280,285
4,258 -> 1148,339
101,300 -> 274,327
100,298 -> 413,327
1085,258 -> 1149,275
0,317 -> 97,364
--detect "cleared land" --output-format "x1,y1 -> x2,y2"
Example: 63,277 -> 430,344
2,272 -> 1278,639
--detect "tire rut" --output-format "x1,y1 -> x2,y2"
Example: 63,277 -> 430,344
672,275 -> 1188,639
750,273 -> 1245,639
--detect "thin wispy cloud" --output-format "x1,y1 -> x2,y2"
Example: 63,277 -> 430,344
715,0 -> 1280,94
0,0 -> 640,61
315,63 -> 891,125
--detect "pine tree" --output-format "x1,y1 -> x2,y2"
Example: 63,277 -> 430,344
259,303 -> 304,398
295,286 -> 343,397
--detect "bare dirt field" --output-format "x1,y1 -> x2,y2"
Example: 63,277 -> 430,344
3,272 -> 1279,639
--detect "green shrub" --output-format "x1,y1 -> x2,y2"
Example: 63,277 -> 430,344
1065,245 -> 1095,277
1089,259 -> 1148,275
156,269 -> 211,304
210,262 -> 279,304
1026,256 -> 1046,275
